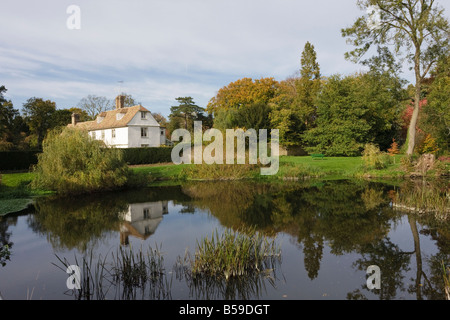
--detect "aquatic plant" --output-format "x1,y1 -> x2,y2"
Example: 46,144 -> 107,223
53,244 -> 171,300
179,227 -> 281,280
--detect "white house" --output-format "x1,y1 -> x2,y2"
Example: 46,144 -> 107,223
69,95 -> 167,148
119,200 -> 169,245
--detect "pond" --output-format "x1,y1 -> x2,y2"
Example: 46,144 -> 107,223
0,179 -> 449,300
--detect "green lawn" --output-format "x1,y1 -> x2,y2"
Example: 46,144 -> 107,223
131,163 -> 189,180
1,172 -> 35,188
278,155 -> 405,179
280,156 -> 363,175
0,155 -> 406,190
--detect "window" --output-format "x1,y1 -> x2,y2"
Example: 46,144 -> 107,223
101,130 -> 105,140
161,130 -> 164,135
141,144 -> 149,147
141,127 -> 148,137
112,129 -> 116,138
143,208 -> 150,219
141,111 -> 147,119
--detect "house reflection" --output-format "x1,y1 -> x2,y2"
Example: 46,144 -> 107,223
119,201 -> 168,245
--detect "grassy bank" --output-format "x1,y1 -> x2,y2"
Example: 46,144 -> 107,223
277,155 -> 406,180
130,154 -> 408,183
1,153 -> 447,214
0,172 -> 53,215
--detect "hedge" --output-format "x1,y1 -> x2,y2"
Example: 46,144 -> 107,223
121,147 -> 173,165
0,151 -> 40,171
0,147 -> 174,171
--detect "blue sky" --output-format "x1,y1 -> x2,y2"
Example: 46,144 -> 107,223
1,0 -> 449,118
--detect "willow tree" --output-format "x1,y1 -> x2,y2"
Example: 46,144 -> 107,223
342,0 -> 449,155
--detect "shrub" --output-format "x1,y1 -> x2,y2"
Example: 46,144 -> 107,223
419,134 -> 440,154
400,155 -> 415,172
32,128 -> 130,195
362,143 -> 391,170
0,150 -> 39,171
181,163 -> 258,180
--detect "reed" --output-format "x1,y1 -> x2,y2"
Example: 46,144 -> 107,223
392,181 -> 449,219
179,227 -> 281,281
53,244 -> 171,300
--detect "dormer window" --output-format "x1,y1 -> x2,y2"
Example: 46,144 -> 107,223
116,109 -> 127,121
97,112 -> 107,123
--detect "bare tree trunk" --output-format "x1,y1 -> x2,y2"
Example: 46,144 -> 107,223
406,50 -> 422,156
406,85 -> 421,155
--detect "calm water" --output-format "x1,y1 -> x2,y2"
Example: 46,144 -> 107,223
0,179 -> 448,300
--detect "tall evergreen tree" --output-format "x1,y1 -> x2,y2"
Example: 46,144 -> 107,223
296,41 -> 322,129
169,97 -> 205,132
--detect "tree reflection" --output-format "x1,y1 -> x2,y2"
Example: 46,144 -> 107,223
15,178 -> 448,300
0,213 -> 18,267
28,193 -> 128,251
349,238 -> 411,300
27,186 -> 189,252
182,180 -> 396,281
180,179 -> 449,299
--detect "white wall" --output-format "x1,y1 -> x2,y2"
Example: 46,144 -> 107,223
128,126 -> 161,147
123,201 -> 168,236
127,110 -> 160,127
128,110 -> 162,147
90,127 -> 129,148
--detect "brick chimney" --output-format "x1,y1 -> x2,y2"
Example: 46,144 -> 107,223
71,113 -> 79,126
115,95 -> 125,109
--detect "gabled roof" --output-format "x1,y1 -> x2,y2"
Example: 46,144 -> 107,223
68,105 -> 151,131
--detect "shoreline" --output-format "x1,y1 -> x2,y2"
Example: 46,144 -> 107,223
1,155 -> 448,215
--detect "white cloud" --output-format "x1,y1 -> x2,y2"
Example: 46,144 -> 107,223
1,0 -> 449,117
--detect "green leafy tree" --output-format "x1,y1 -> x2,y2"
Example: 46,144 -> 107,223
342,0 -> 449,155
303,71 -> 404,156
50,109 -> 73,129
214,102 -> 271,131
269,77 -> 303,146
303,74 -> 372,156
0,86 -> 19,150
68,107 -> 90,122
420,54 -> 450,153
22,97 -> 57,149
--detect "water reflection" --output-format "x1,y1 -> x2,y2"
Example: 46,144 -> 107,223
0,179 -> 448,299
120,200 -> 168,245
27,187 -> 181,251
